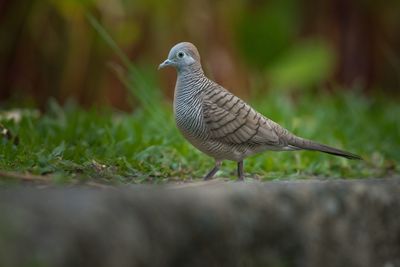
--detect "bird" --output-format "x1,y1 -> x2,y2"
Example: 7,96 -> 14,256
158,42 -> 361,181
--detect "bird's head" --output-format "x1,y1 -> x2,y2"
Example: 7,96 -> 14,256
158,42 -> 201,72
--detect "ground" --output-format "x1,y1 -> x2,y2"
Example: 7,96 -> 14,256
1,178 -> 399,267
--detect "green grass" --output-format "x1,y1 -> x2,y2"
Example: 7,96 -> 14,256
0,89 -> 399,184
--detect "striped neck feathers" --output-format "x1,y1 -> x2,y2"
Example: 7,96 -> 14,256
176,62 -> 204,78
176,63 -> 206,94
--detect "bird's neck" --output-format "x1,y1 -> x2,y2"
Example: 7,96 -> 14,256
175,64 -> 206,97
177,63 -> 204,79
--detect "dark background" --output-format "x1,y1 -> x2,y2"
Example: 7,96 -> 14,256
1,0 -> 400,109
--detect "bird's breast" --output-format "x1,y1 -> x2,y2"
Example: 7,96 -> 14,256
174,97 -> 206,139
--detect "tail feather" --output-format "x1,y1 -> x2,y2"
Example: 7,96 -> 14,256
289,137 -> 362,160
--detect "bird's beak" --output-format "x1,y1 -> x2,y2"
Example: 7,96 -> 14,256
158,59 -> 173,70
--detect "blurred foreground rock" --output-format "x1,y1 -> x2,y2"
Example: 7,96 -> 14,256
0,179 -> 399,267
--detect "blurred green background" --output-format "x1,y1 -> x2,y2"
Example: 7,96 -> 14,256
1,0 -> 400,108
0,0 -> 400,182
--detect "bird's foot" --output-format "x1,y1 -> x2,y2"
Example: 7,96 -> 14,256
237,161 -> 244,181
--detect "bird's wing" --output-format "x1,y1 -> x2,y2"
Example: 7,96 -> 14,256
203,86 -> 291,147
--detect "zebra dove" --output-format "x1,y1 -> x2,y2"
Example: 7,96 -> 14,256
159,42 -> 361,181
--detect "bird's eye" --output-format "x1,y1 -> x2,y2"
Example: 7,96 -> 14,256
177,52 -> 185,58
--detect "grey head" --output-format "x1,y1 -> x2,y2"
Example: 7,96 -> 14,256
158,42 -> 202,72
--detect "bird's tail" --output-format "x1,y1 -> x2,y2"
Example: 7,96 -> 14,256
288,136 -> 362,160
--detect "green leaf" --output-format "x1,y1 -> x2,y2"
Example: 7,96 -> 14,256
267,40 -> 334,91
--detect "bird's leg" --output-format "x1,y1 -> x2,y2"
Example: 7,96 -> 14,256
237,161 -> 244,181
204,160 -> 222,180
